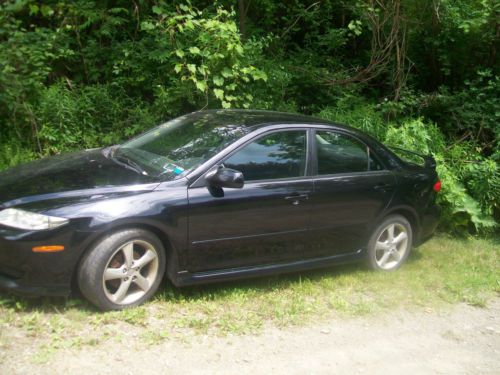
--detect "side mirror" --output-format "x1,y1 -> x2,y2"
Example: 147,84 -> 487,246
205,167 -> 244,189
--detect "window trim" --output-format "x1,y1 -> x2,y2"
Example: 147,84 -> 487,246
312,169 -> 394,181
367,147 -> 385,172
311,129 -> 387,177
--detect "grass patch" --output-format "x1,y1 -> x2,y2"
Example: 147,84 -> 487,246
0,235 -> 498,359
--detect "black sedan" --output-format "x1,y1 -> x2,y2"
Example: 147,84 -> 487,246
0,110 -> 441,310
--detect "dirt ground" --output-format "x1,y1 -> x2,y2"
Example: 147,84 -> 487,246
1,298 -> 499,375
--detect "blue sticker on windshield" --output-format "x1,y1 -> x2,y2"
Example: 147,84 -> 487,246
173,167 -> 184,175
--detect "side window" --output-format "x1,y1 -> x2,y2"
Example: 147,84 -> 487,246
316,131 -> 383,174
224,131 -> 307,181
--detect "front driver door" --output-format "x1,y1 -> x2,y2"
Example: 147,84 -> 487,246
187,129 -> 312,272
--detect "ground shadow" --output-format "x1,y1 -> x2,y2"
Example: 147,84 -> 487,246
1,252 -> 419,313
158,261 -> 364,303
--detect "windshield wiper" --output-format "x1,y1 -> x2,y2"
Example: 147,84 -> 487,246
112,154 -> 148,176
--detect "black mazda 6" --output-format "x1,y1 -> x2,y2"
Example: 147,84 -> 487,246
0,110 -> 441,310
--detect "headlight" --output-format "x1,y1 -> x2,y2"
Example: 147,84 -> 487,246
0,208 -> 69,230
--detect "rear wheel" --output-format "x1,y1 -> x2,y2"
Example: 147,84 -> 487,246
78,229 -> 166,311
367,215 -> 412,271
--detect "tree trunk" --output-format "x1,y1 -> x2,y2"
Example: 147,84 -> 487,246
238,0 -> 246,40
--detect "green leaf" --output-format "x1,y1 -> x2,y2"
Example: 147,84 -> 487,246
174,64 -> 183,73
187,64 -> 196,74
29,4 -> 39,15
213,76 -> 224,86
40,5 -> 54,17
213,88 -> 224,100
189,47 -> 201,55
140,21 -> 155,31
251,70 -> 268,82
152,6 -> 162,15
175,49 -> 185,58
221,68 -> 233,78
196,66 -> 203,75
195,80 -> 207,92
222,101 -> 231,109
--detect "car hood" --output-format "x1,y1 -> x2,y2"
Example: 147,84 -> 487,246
0,148 -> 160,209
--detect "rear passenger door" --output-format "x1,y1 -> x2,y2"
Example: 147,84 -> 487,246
307,130 -> 396,258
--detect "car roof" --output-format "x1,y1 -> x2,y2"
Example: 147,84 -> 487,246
184,109 -> 339,130
178,109 -> 393,158
182,109 -> 387,152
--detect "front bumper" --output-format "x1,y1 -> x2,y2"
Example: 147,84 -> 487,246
0,224 -> 99,297
0,273 -> 69,296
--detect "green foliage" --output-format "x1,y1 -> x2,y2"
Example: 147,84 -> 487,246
435,158 -> 496,233
0,2 -> 70,146
462,156 -> 499,217
406,0 -> 498,89
384,119 -> 446,156
0,141 -> 36,171
35,83 -> 156,154
319,97 -> 388,140
420,71 -> 500,152
142,2 -> 267,109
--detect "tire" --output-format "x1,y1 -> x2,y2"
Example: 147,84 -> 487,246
367,214 -> 412,271
78,228 -> 166,311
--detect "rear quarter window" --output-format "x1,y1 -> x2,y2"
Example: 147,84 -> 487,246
316,131 -> 383,174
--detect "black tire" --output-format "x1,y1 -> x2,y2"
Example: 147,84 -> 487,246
367,214 -> 412,271
78,228 -> 166,311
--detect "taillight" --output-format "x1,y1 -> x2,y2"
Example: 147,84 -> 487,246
433,180 -> 441,192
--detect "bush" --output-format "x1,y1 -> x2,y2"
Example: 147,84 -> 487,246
416,71 -> 499,155
34,82 -> 157,155
318,96 -> 388,140
0,141 -> 36,171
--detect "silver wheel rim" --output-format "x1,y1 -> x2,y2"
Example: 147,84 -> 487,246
375,223 -> 409,270
102,240 -> 159,305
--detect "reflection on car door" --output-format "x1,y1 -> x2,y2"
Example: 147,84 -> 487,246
187,130 -> 313,272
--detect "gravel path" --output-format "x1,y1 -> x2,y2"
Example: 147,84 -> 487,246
1,298 -> 499,375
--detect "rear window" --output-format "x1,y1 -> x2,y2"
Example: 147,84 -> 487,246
387,146 -> 427,167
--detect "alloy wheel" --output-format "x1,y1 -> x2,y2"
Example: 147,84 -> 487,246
102,240 -> 159,305
374,223 -> 409,270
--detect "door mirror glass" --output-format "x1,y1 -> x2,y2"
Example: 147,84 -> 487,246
205,167 -> 244,189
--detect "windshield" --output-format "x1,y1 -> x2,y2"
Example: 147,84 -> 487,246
113,112 -> 249,180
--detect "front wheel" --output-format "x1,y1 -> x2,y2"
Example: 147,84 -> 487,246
367,215 -> 412,271
78,229 -> 166,311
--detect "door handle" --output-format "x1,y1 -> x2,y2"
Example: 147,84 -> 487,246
373,183 -> 392,192
284,194 -> 309,205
